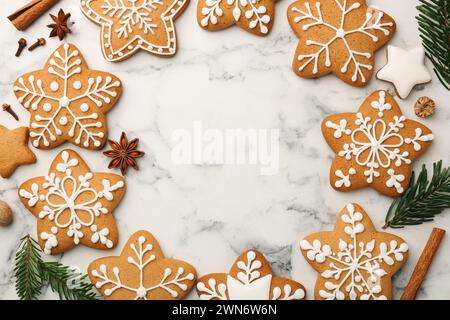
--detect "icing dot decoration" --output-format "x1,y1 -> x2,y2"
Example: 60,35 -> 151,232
73,80 -> 82,90
80,103 -> 89,112
43,103 -> 52,112
50,81 -> 59,91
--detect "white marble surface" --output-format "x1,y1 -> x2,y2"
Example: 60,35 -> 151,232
0,0 -> 449,300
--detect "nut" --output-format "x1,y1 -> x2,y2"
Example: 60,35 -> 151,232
415,96 -> 436,118
0,200 -> 13,226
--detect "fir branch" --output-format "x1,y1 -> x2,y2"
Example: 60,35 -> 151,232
14,235 -> 99,300
416,0 -> 450,89
41,262 -> 98,300
14,235 -> 44,300
384,161 -> 450,228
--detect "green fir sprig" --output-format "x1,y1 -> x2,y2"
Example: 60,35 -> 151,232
384,161 -> 450,228
416,0 -> 450,89
14,235 -> 98,300
14,235 -> 44,300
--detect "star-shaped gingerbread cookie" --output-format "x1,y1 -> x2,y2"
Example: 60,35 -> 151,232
0,126 -> 36,178
377,46 -> 432,99
322,90 -> 433,197
287,0 -> 396,86
18,149 -> 126,254
80,0 -> 190,61
197,0 -> 275,36
89,230 -> 197,300
300,203 -> 408,300
13,43 -> 122,150
196,249 -> 306,300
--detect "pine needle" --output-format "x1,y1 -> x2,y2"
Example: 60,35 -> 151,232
416,0 -> 450,89
14,235 -> 98,300
41,262 -> 98,300
14,235 -> 44,300
384,161 -> 450,228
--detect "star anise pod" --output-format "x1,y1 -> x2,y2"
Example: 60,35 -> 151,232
47,9 -> 72,41
104,132 -> 145,176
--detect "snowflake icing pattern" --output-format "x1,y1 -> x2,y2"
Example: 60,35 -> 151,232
89,231 -> 196,300
102,0 -> 162,39
300,203 -> 408,300
323,90 -> 433,196
197,249 -> 306,300
13,44 -> 122,150
288,0 -> 396,85
198,0 -> 274,35
80,0 -> 189,61
19,150 -> 125,254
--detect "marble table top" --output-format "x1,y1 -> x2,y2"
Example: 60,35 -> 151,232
0,0 -> 449,300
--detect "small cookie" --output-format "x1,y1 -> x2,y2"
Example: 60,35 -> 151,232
300,203 -> 408,300
0,125 -> 36,178
377,46 -> 432,99
88,230 -> 197,300
197,249 -> 306,300
287,0 -> 396,86
322,90 -> 433,197
197,0 -> 275,36
80,0 -> 190,61
13,43 -> 122,150
18,149 -> 126,255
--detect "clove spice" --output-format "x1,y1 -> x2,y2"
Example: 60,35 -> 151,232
28,38 -> 46,51
2,104 -> 19,121
15,38 -> 27,57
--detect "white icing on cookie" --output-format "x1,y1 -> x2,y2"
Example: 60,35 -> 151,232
300,203 -> 408,300
377,46 -> 432,99
197,250 -> 305,300
227,274 -> 272,300
91,234 -> 195,299
19,150 -> 125,254
290,1 -> 393,83
334,167 -> 356,188
405,128 -> 434,151
338,112 -> 409,185
50,81 -> 59,91
370,90 -> 391,117
73,80 -> 82,90
327,91 -> 433,194
13,44 -> 121,149
385,169 -> 405,193
326,119 -> 351,138
200,0 -> 272,34
80,0 -> 188,61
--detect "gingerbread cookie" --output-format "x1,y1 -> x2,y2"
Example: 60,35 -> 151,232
197,0 -> 275,36
80,0 -> 190,61
197,249 -> 306,300
0,126 -> 36,178
300,203 -> 408,300
377,46 -> 432,99
13,43 -> 122,150
322,90 -> 433,197
18,149 -> 126,255
89,230 -> 197,300
287,0 -> 396,86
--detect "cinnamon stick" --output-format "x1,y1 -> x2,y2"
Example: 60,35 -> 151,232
400,228 -> 446,300
8,0 -> 60,31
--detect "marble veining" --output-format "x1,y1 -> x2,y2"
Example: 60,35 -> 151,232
0,0 -> 449,299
